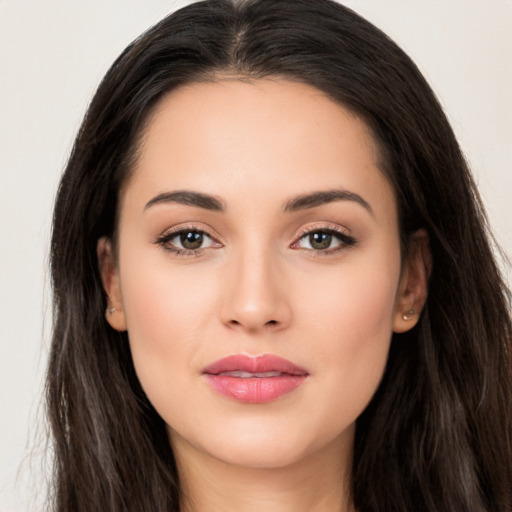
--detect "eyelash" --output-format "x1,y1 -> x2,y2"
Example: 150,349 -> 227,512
154,224 -> 220,258
291,225 -> 357,256
154,224 -> 357,258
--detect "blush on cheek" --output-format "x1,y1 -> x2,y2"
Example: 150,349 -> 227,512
305,264 -> 397,393
119,261 -> 212,399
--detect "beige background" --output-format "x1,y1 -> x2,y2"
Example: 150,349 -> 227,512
1,1 -> 510,510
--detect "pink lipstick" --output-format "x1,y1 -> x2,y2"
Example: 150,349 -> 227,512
203,354 -> 308,404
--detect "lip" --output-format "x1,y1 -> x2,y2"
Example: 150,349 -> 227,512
203,354 -> 309,404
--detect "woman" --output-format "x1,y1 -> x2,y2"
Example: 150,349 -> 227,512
48,0 -> 512,510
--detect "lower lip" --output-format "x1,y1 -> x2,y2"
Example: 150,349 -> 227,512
204,375 -> 307,404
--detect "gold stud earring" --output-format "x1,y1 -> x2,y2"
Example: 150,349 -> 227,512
402,309 -> 414,321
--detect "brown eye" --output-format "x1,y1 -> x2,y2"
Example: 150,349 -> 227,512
293,228 -> 356,253
157,228 -> 219,254
308,232 -> 332,250
180,231 -> 204,249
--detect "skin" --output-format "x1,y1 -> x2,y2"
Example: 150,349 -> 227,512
99,79 -> 429,512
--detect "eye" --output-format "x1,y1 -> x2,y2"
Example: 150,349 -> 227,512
155,227 -> 220,255
292,228 -> 356,253
176,230 -> 208,250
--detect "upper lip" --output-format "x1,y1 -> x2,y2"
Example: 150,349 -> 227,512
203,354 -> 309,376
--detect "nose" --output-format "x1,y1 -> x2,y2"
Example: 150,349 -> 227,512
219,247 -> 292,333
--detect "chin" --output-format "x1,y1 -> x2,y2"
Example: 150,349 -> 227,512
168,414 -> 354,471
204,439 -> 315,470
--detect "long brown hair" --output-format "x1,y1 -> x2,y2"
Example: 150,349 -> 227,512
48,1 -> 512,510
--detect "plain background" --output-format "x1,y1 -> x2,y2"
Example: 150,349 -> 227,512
1,1 -> 511,511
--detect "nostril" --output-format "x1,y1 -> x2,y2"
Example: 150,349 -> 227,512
266,320 -> 278,326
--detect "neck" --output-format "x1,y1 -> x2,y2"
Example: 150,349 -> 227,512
173,432 -> 355,512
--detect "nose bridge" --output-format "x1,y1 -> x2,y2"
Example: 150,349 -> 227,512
221,236 -> 290,332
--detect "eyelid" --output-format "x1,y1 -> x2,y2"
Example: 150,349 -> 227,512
290,222 -> 357,254
153,223 -> 223,256
156,222 -> 222,240
294,222 -> 352,239
153,221 -> 356,257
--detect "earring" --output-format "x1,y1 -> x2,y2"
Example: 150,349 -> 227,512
402,309 -> 414,321
108,307 -> 116,315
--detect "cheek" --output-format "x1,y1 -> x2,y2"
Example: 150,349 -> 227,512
122,264 -> 215,336
298,247 -> 400,342
294,248 -> 400,418
118,250 -> 220,400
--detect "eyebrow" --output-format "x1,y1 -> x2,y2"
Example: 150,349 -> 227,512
144,190 -> 225,212
283,189 -> 374,216
143,188 -> 373,216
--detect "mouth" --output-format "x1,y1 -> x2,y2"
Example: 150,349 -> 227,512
202,354 -> 309,404
215,370 -> 286,378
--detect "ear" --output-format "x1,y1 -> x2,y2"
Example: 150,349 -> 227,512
97,237 -> 127,331
393,229 -> 431,333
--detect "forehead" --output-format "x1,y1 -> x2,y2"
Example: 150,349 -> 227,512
123,78 -> 395,220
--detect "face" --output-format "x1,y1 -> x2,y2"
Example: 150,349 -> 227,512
100,79 -> 426,471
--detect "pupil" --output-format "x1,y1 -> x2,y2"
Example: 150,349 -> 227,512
310,232 -> 331,250
180,231 -> 203,249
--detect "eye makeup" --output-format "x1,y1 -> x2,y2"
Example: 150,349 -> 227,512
154,223 -> 222,258
153,221 -> 357,259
